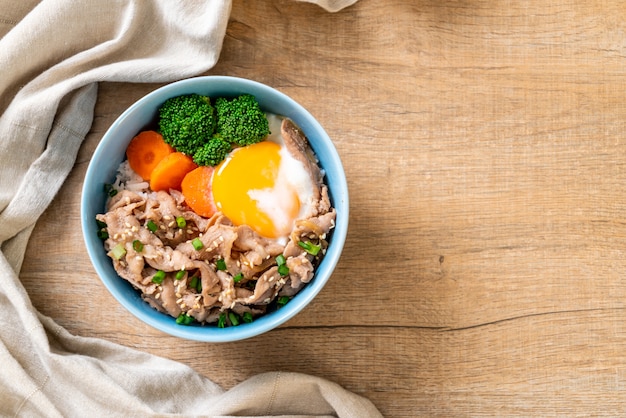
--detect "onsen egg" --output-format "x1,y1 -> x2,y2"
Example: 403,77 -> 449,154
211,115 -> 314,240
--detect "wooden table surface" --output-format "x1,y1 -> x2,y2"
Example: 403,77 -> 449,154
19,1 -> 626,416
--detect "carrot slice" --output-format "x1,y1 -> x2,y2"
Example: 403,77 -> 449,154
150,152 -> 198,192
181,166 -> 218,218
126,130 -> 175,180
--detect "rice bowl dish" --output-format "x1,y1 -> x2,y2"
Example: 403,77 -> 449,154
81,76 -> 348,341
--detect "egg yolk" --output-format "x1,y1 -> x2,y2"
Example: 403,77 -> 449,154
212,141 -> 301,239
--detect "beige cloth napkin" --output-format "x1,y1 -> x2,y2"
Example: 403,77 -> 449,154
0,0 -> 380,416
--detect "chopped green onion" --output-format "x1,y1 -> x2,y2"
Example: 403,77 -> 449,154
111,244 -> 126,260
132,240 -> 143,252
217,313 -> 226,328
242,312 -> 253,323
278,264 -> 289,276
176,313 -> 194,325
96,219 -> 109,239
298,240 -> 321,256
152,270 -> 165,284
192,237 -> 204,251
276,254 -> 288,275
176,216 -> 186,228
277,296 -> 290,308
189,276 -> 198,290
228,312 -> 240,326
216,258 -> 227,271
146,220 -> 158,233
104,183 -> 118,197
175,270 -> 186,280
233,273 -> 243,283
196,280 -> 202,292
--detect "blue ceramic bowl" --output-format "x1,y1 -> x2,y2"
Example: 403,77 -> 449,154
81,76 -> 348,342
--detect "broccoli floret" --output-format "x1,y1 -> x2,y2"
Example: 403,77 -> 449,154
158,94 -> 216,155
214,94 -> 270,146
193,135 -> 232,166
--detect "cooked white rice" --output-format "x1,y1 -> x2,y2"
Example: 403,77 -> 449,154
111,160 -> 150,194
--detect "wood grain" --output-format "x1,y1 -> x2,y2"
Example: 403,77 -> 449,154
19,0 -> 626,416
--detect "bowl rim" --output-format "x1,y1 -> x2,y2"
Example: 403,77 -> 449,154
81,75 -> 349,342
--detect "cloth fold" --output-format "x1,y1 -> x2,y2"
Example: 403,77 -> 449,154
0,0 -> 381,417
298,0 -> 359,12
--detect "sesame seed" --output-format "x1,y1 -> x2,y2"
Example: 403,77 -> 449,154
176,298 -> 183,304
180,303 -> 187,309
132,226 -> 139,232
125,222 -> 131,228
163,215 -> 171,221
175,292 -> 182,298
168,221 -> 176,228
160,225 -> 166,230
155,292 -> 161,300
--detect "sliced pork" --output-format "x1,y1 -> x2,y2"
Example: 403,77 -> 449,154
96,119 -> 336,326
